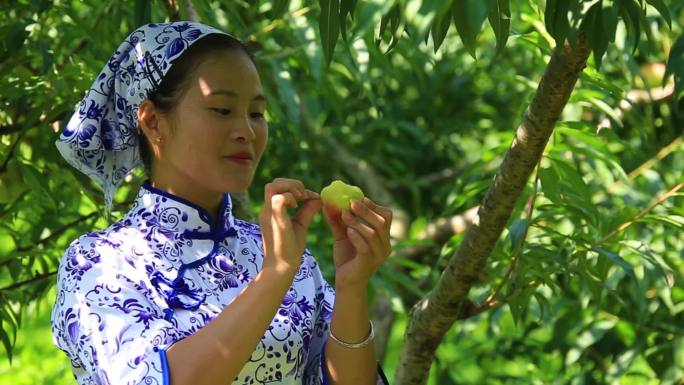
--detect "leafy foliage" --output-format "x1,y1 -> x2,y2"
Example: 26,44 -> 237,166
0,0 -> 683,383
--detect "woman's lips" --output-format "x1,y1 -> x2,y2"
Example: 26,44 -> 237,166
224,156 -> 252,165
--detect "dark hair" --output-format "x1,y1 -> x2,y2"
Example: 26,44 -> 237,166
138,33 -> 256,176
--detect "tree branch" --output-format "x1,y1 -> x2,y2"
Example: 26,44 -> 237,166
0,271 -> 57,292
598,182 -> 683,244
394,206 -> 478,266
597,82 -> 675,131
182,0 -> 199,21
478,167 -> 541,313
163,0 -> 181,21
395,36 -> 591,385
0,124 -> 22,137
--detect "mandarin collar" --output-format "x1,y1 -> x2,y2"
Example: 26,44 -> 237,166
130,180 -> 237,236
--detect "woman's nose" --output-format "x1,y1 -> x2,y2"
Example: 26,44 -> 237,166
231,115 -> 256,142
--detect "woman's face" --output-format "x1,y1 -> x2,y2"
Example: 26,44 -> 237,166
155,49 -> 268,196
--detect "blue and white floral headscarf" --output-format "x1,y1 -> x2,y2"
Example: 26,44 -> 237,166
55,21 -> 232,214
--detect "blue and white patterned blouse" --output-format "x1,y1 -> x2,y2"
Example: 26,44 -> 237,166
51,181 -> 389,385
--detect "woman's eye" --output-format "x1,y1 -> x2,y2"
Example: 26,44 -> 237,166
212,108 -> 231,115
251,112 -> 265,119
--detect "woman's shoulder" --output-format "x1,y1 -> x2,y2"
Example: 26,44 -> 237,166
57,218 -> 148,274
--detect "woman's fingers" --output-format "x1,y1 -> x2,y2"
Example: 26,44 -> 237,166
271,192 -> 297,228
341,210 -> 385,260
263,178 -> 306,211
292,190 -> 321,230
363,197 -> 393,223
349,198 -> 392,249
346,227 -> 372,256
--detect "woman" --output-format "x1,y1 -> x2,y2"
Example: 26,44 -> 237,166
51,21 -> 392,385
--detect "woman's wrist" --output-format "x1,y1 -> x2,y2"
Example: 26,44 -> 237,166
331,284 -> 370,319
333,278 -> 370,296
261,260 -> 299,281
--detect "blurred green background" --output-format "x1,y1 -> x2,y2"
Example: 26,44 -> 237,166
1,0 -> 683,384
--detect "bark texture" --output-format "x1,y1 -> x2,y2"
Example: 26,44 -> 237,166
394,37 -> 592,385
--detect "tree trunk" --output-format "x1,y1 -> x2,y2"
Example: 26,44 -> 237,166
394,36 -> 591,385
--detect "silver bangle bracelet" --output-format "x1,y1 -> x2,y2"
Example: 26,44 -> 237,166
329,320 -> 375,349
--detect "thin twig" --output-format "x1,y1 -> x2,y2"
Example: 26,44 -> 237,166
0,271 -> 57,292
627,136 -> 683,180
16,212 -> 99,253
606,135 -> 683,193
252,7 -> 312,37
0,131 -> 25,172
598,182 -> 684,244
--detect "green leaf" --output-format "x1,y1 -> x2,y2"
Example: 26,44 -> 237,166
18,162 -> 57,210
544,0 -> 571,47
378,5 -> 402,53
619,0 -> 644,54
487,0 -> 510,54
0,312 -> 12,365
586,96 -> 623,127
509,218 -> 529,250
581,2 -> 612,69
645,0 -> 671,29
431,2 -> 453,53
379,267 -> 425,298
539,166 -> 562,203
665,35 -> 684,101
0,20 -> 32,62
508,288 -> 532,326
320,0 -> 341,67
580,67 -> 626,98
451,0 -> 495,59
134,0 -> 151,28
549,156 -> 591,203
0,318 -> 12,365
595,246 -> 637,282
566,320 -> 616,365
271,0 -> 290,19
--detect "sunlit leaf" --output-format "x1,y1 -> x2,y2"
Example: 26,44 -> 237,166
320,0 -> 341,66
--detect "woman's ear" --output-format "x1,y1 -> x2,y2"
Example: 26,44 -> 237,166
137,99 -> 163,143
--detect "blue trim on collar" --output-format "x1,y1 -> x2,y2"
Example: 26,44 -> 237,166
140,179 -> 230,230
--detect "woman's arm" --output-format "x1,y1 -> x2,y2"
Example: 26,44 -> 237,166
166,264 -> 297,385
324,285 -> 378,385
320,196 -> 395,385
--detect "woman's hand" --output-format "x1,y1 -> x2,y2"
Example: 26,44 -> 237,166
259,178 -> 321,276
322,197 -> 393,291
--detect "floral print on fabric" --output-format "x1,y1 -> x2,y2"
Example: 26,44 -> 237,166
51,181 -> 389,385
